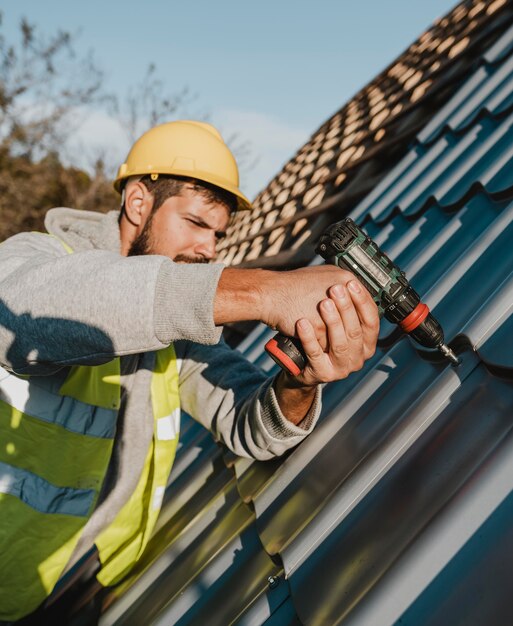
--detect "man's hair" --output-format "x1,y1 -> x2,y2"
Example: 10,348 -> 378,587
121,174 -> 238,218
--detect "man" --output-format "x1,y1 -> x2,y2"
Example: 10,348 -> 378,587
0,121 -> 379,621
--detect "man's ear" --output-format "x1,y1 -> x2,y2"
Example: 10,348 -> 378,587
123,181 -> 154,227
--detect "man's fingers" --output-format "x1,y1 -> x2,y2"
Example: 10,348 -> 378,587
296,318 -> 326,363
293,280 -> 380,385
348,280 -> 379,330
319,295 -> 351,361
345,280 -> 380,357
329,284 -> 364,341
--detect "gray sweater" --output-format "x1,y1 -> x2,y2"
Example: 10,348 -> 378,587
0,207 -> 321,570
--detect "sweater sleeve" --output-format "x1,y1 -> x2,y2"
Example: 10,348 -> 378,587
175,338 -> 322,460
0,232 -> 223,375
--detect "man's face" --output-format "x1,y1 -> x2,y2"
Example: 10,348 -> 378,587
128,186 -> 230,262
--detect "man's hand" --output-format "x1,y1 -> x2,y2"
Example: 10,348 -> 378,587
273,280 -> 379,425
214,265 -> 379,427
260,266 -> 365,344
294,280 -> 379,385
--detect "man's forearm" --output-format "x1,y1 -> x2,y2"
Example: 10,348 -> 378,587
213,267 -> 270,325
213,264 -> 356,341
273,371 -> 318,427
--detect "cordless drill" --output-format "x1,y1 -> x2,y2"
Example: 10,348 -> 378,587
265,218 -> 459,375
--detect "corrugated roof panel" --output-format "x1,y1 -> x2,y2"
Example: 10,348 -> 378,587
366,111 -> 513,223
353,43 -> 513,225
351,151 -> 422,224
460,270 -> 513,367
363,128 -> 477,223
233,346 -> 389,505
287,357 -> 513,625
425,115 -> 513,204
388,194 -> 503,276
234,452 -> 282,504
419,23 -> 513,145
451,58 -> 513,122
261,596 -> 301,626
483,17 -> 513,63
203,196 -> 513,587
100,480 -> 260,625
417,65 -> 495,144
281,353 -> 473,573
417,198 -> 513,343
366,139 -> 452,223
157,524 -> 279,626
397,485 -> 513,626
228,575 -> 293,626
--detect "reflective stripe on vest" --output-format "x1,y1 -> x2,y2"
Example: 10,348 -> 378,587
0,461 -> 96,516
0,234 -> 181,620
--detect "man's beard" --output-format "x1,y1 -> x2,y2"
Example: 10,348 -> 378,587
127,218 -> 153,257
127,219 -> 209,263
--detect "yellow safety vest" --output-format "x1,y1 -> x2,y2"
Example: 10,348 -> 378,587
0,236 -> 181,621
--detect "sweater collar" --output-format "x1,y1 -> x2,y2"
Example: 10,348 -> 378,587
44,208 -> 122,254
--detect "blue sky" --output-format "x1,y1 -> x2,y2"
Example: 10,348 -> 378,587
5,1 -> 456,198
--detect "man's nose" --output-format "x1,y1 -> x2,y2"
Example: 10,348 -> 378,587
194,233 -> 217,260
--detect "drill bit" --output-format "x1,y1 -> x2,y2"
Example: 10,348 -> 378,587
438,342 -> 460,366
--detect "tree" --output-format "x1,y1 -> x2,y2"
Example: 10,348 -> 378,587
0,13 -> 103,158
0,13 -> 117,240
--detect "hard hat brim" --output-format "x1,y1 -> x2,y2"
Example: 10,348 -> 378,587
114,168 -> 251,211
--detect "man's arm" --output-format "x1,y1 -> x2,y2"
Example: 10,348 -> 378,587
214,265 -> 370,344
0,230 -> 375,375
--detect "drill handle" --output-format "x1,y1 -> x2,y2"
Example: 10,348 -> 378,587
265,333 -> 307,376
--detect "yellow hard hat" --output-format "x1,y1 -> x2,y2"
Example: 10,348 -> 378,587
114,120 -> 251,211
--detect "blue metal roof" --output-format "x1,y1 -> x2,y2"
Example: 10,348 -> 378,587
354,112 -> 513,224
418,23 -> 513,144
